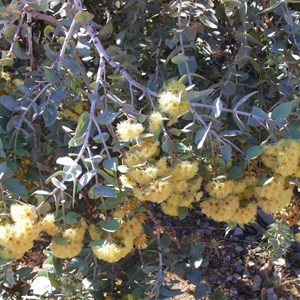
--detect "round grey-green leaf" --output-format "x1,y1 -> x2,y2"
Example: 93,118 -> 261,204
245,145 -> 262,161
99,219 -> 119,232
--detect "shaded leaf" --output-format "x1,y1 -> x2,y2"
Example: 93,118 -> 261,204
51,177 -> 67,191
65,212 -> 79,224
233,91 -> 258,110
248,106 -> 268,127
97,109 -> 120,125
103,157 -> 118,171
77,170 -> 97,192
211,98 -> 223,118
75,11 -> 94,26
99,219 -> 119,232
245,145 -> 262,161
0,95 -> 18,111
160,287 -> 183,297
4,178 -> 28,197
271,102 -> 292,122
194,283 -> 211,299
195,123 -> 211,149
53,236 -> 69,245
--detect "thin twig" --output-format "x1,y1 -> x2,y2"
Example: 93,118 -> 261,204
73,0 -> 158,97
56,17 -> 77,71
7,13 -> 25,58
177,0 -> 192,86
191,102 -> 276,125
26,11 -> 34,71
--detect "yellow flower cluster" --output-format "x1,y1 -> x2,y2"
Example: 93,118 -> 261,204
10,203 -> 38,223
0,204 -> 40,260
149,111 -> 163,134
254,175 -> 293,214
89,214 -> 146,263
201,176 -> 258,225
261,139 -> 300,177
122,137 -> 160,168
92,237 -> 133,264
201,139 -> 300,224
116,119 -> 144,140
39,214 -> 61,236
0,204 -> 88,261
157,80 -> 190,125
121,142 -> 202,216
161,162 -> 202,216
50,219 -> 87,259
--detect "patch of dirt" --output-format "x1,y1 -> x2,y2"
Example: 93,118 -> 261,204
20,233 -> 50,270
160,209 -> 300,300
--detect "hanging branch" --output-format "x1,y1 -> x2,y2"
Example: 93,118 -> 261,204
73,0 -> 158,97
177,0 -> 192,86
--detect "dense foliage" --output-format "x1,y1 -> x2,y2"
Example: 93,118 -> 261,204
0,0 -> 300,298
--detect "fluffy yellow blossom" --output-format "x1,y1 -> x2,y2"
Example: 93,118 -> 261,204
128,166 -> 158,185
161,192 -> 193,216
123,152 -> 145,168
89,224 -> 103,241
158,91 -> 179,113
139,139 -> 160,158
200,196 -> 240,222
118,218 -> 144,237
50,219 -> 87,259
10,204 -> 37,223
158,91 -> 190,125
0,223 -> 40,258
161,200 -> 178,216
134,233 -> 148,249
0,247 -> 20,260
120,174 -> 138,188
113,199 -> 140,219
261,139 -> 300,177
254,175 -> 293,213
134,180 -> 171,203
229,202 -> 257,225
92,236 -> 133,263
155,158 -> 168,176
169,161 -> 199,181
116,120 -> 144,140
180,192 -> 200,207
136,212 -> 147,223
161,177 -> 203,216
38,214 -> 60,236
51,242 -> 83,259
188,178 -> 203,194
172,180 -> 188,193
149,112 -> 163,133
205,180 -> 236,199
163,79 -> 188,98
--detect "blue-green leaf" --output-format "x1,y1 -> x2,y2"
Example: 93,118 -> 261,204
233,91 -> 258,110
248,106 -> 268,127
51,177 -> 67,191
245,146 -> 262,161
99,219 -> 119,232
65,212 -> 79,224
103,157 -> 118,171
271,102 -> 292,122
195,123 -> 211,149
0,95 -> 18,111
97,109 -> 119,125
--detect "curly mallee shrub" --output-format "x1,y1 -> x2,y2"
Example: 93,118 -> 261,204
0,0 -> 300,298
